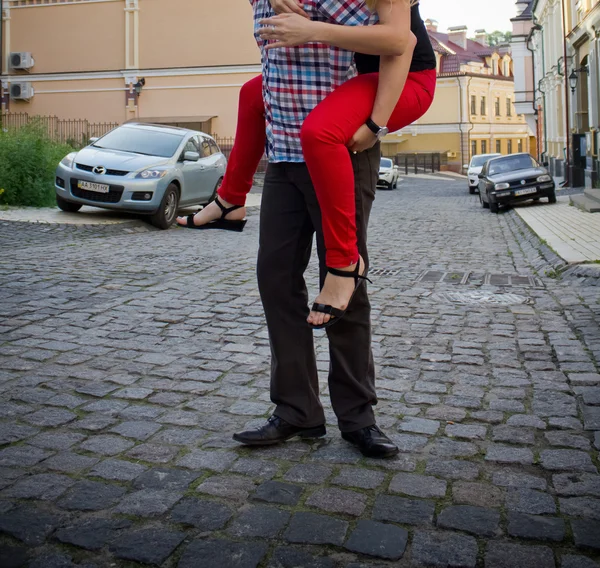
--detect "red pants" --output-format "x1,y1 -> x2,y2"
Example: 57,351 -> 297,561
219,69 -> 436,267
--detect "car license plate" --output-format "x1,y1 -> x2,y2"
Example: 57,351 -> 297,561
515,187 -> 537,197
77,180 -> 110,193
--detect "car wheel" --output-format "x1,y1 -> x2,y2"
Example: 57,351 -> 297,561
469,186 -> 475,195
392,178 -> 397,189
480,192 -> 489,209
149,183 -> 180,230
56,195 -> 82,213
489,200 -> 499,214
548,190 -> 557,204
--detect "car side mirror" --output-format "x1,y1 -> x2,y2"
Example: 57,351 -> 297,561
543,161 -> 549,168
478,173 -> 485,179
463,164 -> 469,169
89,137 -> 99,145
184,151 -> 200,162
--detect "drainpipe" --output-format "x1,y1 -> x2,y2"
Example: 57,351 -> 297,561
561,0 -> 571,186
458,76 -> 465,169
528,21 -> 545,161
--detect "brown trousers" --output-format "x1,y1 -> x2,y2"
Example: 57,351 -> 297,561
256,145 -> 380,432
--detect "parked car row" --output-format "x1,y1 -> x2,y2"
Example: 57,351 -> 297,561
465,153 -> 556,214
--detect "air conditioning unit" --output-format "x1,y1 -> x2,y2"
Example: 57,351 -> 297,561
9,52 -> 35,71
447,151 -> 458,159
10,82 -> 34,101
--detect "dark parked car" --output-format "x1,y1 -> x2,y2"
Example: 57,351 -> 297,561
478,153 -> 556,213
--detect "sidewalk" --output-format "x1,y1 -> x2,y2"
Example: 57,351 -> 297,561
514,195 -> 600,263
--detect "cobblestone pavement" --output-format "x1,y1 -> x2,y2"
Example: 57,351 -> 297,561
0,176 -> 599,568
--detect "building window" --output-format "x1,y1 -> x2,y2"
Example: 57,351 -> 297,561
517,139 -> 523,153
492,59 -> 499,75
481,140 -> 487,154
507,140 -> 513,154
495,98 -> 501,116
496,139 -> 502,154
503,60 -> 510,76
506,98 -> 512,117
471,140 -> 478,156
471,95 -> 477,115
481,96 -> 487,116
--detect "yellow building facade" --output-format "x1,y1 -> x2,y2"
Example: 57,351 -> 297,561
381,22 -> 533,171
1,0 -> 261,136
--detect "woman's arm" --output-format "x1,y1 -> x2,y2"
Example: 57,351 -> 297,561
349,38 -> 416,152
259,0 -> 412,56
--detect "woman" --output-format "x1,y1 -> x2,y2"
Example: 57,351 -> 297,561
177,0 -> 436,328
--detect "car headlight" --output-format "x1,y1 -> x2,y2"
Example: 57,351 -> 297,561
60,153 -> 77,169
495,183 -> 510,190
136,169 -> 169,179
537,175 -> 552,182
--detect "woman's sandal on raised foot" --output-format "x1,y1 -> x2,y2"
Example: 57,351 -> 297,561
310,262 -> 372,330
180,196 -> 247,232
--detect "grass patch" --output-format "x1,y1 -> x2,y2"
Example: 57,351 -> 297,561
0,121 -> 74,207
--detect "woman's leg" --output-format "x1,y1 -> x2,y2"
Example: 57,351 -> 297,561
301,69 -> 436,324
177,75 -> 266,227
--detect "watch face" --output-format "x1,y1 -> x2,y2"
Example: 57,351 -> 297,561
379,127 -> 390,139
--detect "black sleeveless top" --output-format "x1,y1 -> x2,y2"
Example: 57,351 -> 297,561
354,2 -> 436,74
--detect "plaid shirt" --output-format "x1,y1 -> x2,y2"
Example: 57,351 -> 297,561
251,0 -> 373,163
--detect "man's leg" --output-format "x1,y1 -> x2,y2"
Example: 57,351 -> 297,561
233,163 -> 326,446
303,144 -> 399,457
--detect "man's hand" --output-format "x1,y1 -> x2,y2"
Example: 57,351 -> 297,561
269,0 -> 308,17
259,14 -> 318,49
348,124 -> 378,153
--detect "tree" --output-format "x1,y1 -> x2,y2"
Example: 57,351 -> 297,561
486,31 -> 512,46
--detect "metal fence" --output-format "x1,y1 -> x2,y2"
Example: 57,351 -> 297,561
213,135 -> 268,173
392,152 -> 443,174
1,112 -> 119,148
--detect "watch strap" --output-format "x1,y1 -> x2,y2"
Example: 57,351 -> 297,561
365,117 -> 382,136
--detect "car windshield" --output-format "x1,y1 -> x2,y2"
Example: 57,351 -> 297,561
488,155 -> 538,175
471,155 -> 497,167
93,127 -> 185,158
380,158 -> 393,168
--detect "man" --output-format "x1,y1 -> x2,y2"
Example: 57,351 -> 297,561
233,0 -> 399,458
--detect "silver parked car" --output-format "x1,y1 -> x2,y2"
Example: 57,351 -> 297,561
55,123 -> 227,229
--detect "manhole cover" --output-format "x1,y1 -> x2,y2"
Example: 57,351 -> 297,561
430,290 -> 532,305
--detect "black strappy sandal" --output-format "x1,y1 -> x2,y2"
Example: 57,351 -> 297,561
179,196 -> 247,232
310,261 -> 372,330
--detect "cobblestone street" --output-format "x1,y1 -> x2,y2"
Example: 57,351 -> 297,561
0,175 -> 599,568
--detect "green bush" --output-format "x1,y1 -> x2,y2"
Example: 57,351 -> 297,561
0,121 -> 74,207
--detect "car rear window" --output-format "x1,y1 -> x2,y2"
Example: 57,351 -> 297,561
93,127 -> 185,158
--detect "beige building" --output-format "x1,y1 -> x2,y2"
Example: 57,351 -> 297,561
520,0 -> 600,188
1,0 -> 261,137
381,21 -> 533,171
1,0 -> 530,169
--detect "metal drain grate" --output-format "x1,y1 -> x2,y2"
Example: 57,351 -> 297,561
417,270 -> 470,284
369,268 -> 402,277
416,270 -> 543,288
431,290 -> 532,305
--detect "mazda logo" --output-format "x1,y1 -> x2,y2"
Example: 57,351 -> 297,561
93,166 -> 107,175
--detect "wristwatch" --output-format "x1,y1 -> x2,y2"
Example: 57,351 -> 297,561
366,117 -> 389,140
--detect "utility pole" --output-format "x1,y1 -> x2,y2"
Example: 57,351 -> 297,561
561,0 -> 571,186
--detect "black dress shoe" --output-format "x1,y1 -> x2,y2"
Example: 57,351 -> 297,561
341,425 -> 399,458
233,415 -> 326,446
